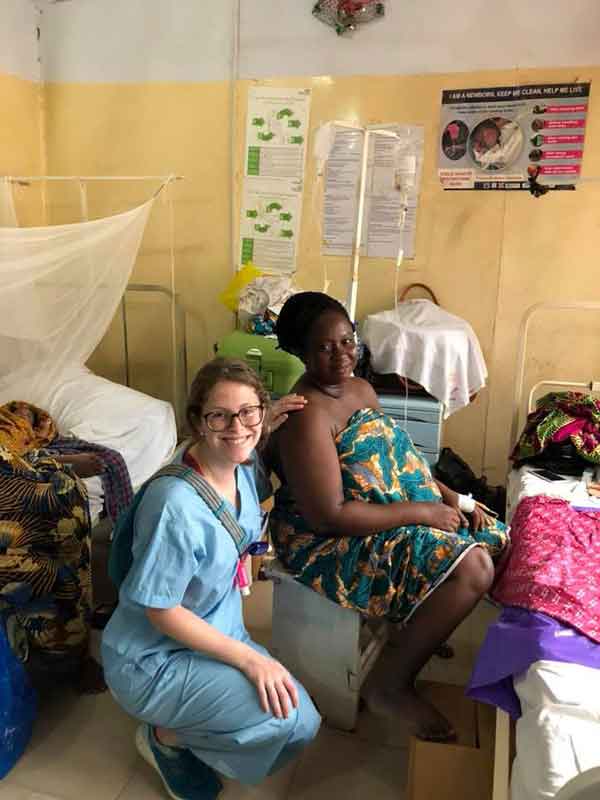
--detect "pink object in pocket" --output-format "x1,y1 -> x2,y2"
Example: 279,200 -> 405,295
235,558 -> 251,596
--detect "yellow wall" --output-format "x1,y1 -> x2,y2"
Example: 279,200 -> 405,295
36,66 -> 600,480
42,81 -> 235,414
236,68 -> 600,481
0,72 -> 44,224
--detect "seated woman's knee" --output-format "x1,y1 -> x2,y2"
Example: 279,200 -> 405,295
455,547 -> 494,596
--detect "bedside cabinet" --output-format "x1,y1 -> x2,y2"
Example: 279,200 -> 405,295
377,393 -> 443,466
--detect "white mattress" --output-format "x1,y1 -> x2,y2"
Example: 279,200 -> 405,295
504,466 -> 600,799
511,661 -> 600,800
0,365 -> 177,525
506,465 -> 600,524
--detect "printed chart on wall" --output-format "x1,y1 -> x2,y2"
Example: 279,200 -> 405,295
322,124 -> 424,259
438,82 -> 590,190
240,87 -> 311,272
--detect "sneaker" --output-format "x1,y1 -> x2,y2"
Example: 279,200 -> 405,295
135,723 -> 222,800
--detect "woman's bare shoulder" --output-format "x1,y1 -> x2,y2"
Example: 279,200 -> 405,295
350,376 -> 379,405
283,394 -> 333,434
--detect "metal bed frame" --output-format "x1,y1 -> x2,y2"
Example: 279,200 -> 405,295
511,301 -> 600,448
495,300 -> 600,800
123,283 -> 189,430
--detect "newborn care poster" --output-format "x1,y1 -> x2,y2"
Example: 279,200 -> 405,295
438,82 -> 590,190
240,87 -> 311,273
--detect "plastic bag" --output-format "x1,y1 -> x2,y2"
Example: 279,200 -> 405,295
219,263 -> 262,312
238,274 -> 302,332
0,618 -> 36,778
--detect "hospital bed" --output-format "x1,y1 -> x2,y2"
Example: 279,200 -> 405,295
0,283 -> 181,526
479,302 -> 600,800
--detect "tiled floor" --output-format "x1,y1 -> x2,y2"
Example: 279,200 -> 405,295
2,582 -> 498,800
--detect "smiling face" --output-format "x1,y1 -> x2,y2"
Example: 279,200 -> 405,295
304,310 -> 358,386
194,380 -> 263,466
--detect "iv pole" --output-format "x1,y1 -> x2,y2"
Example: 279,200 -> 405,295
323,122 -> 412,322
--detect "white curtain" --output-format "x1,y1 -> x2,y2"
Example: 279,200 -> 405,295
0,198 -> 153,404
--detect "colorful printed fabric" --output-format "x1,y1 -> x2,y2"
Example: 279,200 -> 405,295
0,402 -> 56,457
0,400 -> 133,523
49,437 -> 133,523
492,495 -> 600,643
270,408 -> 508,623
0,446 -> 92,664
512,391 -> 600,464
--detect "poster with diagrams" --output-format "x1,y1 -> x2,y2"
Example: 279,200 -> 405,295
240,182 -> 301,273
322,123 -> 424,259
240,87 -> 311,272
438,82 -> 590,189
321,126 -> 364,256
365,124 -> 424,259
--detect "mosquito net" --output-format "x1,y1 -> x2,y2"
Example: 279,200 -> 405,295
0,193 -> 153,404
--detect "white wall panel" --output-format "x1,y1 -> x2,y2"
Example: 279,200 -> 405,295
239,0 -> 600,79
37,0 -> 600,83
0,0 -> 40,81
39,0 -> 235,82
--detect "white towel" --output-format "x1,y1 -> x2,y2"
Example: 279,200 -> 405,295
361,299 -> 487,418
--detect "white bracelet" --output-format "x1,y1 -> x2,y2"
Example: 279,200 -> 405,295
458,493 -> 476,513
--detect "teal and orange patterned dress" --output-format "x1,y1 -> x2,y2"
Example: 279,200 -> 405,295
270,408 -> 508,623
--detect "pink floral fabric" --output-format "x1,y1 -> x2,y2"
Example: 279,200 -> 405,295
492,495 -> 600,643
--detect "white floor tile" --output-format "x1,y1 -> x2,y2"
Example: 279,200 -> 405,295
117,751 -> 298,800
0,787 -> 67,800
7,689 -> 138,800
287,727 -> 407,800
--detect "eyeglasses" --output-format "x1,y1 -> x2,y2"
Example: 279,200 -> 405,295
203,404 -> 265,432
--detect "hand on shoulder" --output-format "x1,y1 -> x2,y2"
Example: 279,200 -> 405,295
269,393 -> 308,432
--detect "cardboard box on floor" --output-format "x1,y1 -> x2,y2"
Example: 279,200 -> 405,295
407,682 -> 496,800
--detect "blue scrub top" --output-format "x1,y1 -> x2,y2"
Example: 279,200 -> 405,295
102,446 -> 264,677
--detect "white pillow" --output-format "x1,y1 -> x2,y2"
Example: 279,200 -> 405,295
2,365 -> 176,488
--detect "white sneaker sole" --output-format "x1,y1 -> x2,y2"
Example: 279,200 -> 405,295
135,724 -> 182,800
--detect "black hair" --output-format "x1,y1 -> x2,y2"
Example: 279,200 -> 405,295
275,291 -> 354,358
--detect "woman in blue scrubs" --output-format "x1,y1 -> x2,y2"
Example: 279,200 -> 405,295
102,358 -> 320,800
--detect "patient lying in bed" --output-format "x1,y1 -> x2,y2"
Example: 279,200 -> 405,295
2,400 -> 133,522
6,401 -> 103,477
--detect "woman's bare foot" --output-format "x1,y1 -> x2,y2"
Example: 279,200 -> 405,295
365,685 -> 456,742
77,656 -> 107,694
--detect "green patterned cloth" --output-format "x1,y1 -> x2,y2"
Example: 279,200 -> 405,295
512,391 -> 600,464
271,408 -> 508,623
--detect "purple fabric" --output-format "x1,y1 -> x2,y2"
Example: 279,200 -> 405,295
467,606 -> 600,719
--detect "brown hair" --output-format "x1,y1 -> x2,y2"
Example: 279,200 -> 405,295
186,357 -> 271,442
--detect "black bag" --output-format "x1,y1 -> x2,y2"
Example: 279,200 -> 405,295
434,447 -> 507,522
434,448 -> 477,495
514,440 -> 588,477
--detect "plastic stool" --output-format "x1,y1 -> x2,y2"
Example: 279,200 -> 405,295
264,559 -> 388,731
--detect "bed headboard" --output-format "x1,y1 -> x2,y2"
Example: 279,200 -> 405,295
511,301 -> 600,448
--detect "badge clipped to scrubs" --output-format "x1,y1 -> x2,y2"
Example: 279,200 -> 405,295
235,541 -> 269,596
